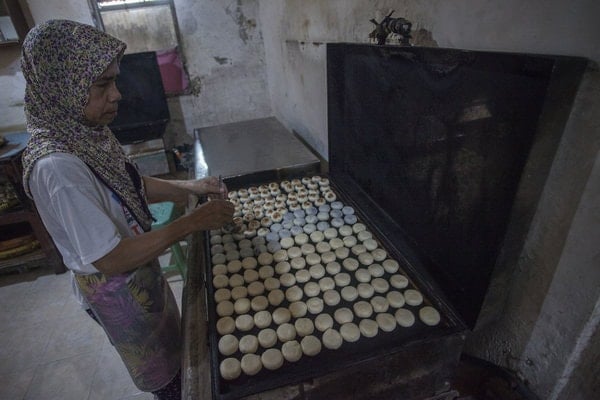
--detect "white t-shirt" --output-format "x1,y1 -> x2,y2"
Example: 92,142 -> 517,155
29,152 -> 144,305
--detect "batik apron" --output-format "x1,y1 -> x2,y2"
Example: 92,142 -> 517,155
74,260 -> 181,392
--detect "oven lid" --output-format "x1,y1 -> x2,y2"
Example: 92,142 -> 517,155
326,43 -> 587,328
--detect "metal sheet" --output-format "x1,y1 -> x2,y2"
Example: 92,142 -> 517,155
193,117 -> 320,179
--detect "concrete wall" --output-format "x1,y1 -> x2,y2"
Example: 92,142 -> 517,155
0,0 -> 272,148
258,1 -> 600,399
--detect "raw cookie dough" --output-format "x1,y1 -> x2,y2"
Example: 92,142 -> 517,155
272,307 -> 291,324
371,278 -> 390,294
281,340 -> 303,363
355,268 -> 371,283
280,273 -> 296,287
212,264 -> 227,276
227,260 -> 243,273
264,277 -> 281,291
340,322 -> 361,343
238,335 -> 259,354
228,274 -> 244,288
275,261 -> 291,274
243,269 -> 259,284
357,283 -> 375,299
258,328 -> 278,348
276,323 -> 297,342
323,289 -> 341,306
285,285 -> 304,302
218,334 -> 239,356
241,353 -> 262,376
294,318 -> 315,337
404,289 -> 424,306
231,286 -> 248,300
268,289 -> 285,306
419,306 -> 441,326
321,251 -> 337,264
371,249 -> 388,262
309,264 -> 326,279
261,348 -> 284,370
358,252 -> 374,266
242,257 -> 258,270
382,259 -> 400,274
326,261 -> 342,275
307,297 -> 324,314
342,257 -> 358,271
234,298 -> 251,315
368,264 -> 385,278
301,335 -> 322,356
390,274 -> 409,289
322,328 -> 343,350
254,310 -> 272,328
295,269 -> 311,283
220,357 -> 241,380
395,308 -> 416,327
213,274 -> 229,289
214,288 -> 231,303
359,319 -> 379,338
217,301 -> 234,317
259,265 -> 275,279
216,316 -> 235,335
334,307 -> 354,324
376,312 -> 397,332
289,301 -> 308,318
247,281 -> 265,296
386,291 -> 406,308
334,272 -> 351,287
319,277 -> 335,291
353,301 -> 374,318
341,286 -> 359,302
235,314 -> 255,332
315,313 -> 334,332
304,282 -> 321,297
371,296 -> 390,313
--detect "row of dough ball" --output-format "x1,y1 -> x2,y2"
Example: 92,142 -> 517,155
218,305 -> 440,380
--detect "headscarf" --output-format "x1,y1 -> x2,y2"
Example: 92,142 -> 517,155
21,19 -> 153,231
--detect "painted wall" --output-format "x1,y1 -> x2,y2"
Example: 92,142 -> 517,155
257,1 -> 600,399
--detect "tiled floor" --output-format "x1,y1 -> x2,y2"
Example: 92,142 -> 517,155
0,251 -> 184,400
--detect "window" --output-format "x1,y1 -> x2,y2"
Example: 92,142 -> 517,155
90,0 -> 189,94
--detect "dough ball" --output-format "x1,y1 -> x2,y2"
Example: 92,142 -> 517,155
362,238 -> 378,251
353,301 -> 374,318
220,357 -> 241,380
322,328 -> 343,350
334,272 -> 351,287
234,298 -> 251,315
227,260 -> 243,273
326,261 -> 342,275
359,319 -> 379,338
218,334 -> 239,356
243,269 -> 259,284
376,312 -> 397,332
309,264 -> 326,279
321,251 -> 337,264
355,268 -> 371,283
276,323 -> 297,342
310,231 -> 325,243
258,328 -> 278,348
280,272 -> 296,287
357,283 -> 375,299
323,289 -> 341,306
247,281 -> 265,297
254,310 -> 272,328
315,241 -> 330,253
212,264 -> 227,276
235,314 -> 255,332
357,230 -> 373,242
334,307 -> 354,324
395,308 -> 416,327
225,250 -> 240,262
272,307 -> 292,325
382,259 -> 400,274
287,246 -> 302,259
264,277 -> 281,291
342,235 -> 357,248
268,290 -> 285,307
238,335 -> 259,354
289,301 -> 308,318
315,313 -> 334,332
324,228 -> 338,239
404,289 -> 424,306
241,353 -> 262,376
258,265 -> 275,279
371,278 -> 390,294
319,277 -> 335,291
295,269 -> 311,283
386,291 -> 406,308
294,317 -> 315,337
390,274 -> 409,289
306,297 -> 324,314
261,348 -> 284,371
340,323 -> 361,343
281,340 -> 303,363
212,254 -> 227,265
342,257 -> 358,271
290,257 -> 306,270
295,233 -> 309,245
335,247 -> 350,260
352,223 -> 366,234
306,253 -> 322,266
358,252 -> 374,266
213,274 -> 229,289
273,249 -> 289,263
251,296 -> 269,312
370,296 -> 390,313
216,300 -> 234,317
214,288 -> 231,303
341,286 -> 359,302
228,274 -> 244,288
231,286 -> 248,300
338,225 -> 353,237
368,264 -> 385,278
371,249 -> 388,262
301,243 -> 316,255
301,335 -> 322,356
419,306 -> 441,326
304,282 -> 321,297
275,261 -> 291,275
329,238 -> 344,250
241,257 -> 258,270
216,316 -> 235,335
280,237 -> 295,249
285,285 -> 304,302
257,252 -> 274,266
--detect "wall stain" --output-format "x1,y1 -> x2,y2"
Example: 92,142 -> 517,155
214,57 -> 230,65
411,28 -> 439,47
225,0 -> 256,44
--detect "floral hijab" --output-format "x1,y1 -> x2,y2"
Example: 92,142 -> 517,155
21,19 -> 153,231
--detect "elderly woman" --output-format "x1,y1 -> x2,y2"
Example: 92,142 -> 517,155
20,20 -> 234,399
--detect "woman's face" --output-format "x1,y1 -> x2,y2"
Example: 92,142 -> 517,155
84,59 -> 122,126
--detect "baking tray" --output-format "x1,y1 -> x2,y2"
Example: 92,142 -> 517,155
203,174 -> 465,400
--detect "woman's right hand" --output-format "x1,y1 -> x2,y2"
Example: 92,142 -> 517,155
186,199 -> 234,231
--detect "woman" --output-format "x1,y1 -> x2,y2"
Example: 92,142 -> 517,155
20,20 -> 234,399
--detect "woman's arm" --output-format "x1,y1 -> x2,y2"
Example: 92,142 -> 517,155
93,198 -> 234,275
143,176 -> 225,204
